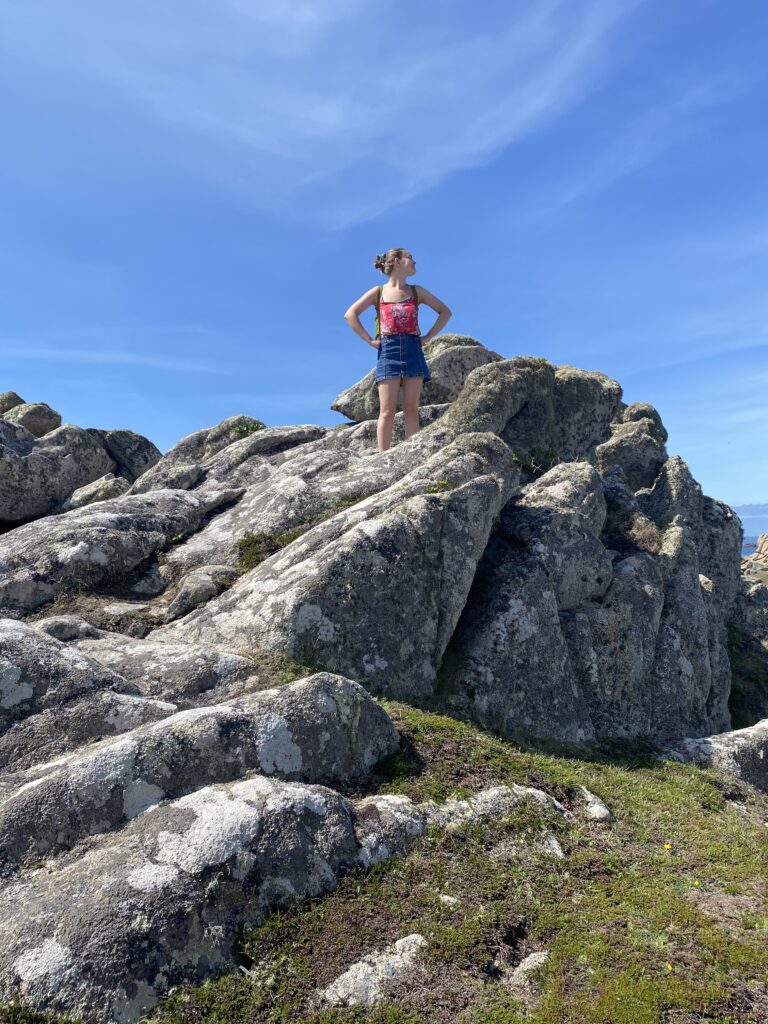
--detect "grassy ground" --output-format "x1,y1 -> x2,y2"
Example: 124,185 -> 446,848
3,703 -> 767,1024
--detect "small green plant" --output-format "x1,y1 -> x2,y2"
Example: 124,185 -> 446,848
510,446 -> 561,479
425,479 -> 450,493
169,533 -> 184,544
233,420 -> 266,437
236,527 -> 310,570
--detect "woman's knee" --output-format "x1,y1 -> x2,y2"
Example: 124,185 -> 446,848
378,405 -> 397,422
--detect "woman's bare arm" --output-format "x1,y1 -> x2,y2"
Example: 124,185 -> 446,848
344,286 -> 381,346
415,285 -> 452,343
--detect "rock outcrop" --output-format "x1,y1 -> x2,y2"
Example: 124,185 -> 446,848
0,335 -> 758,1023
0,396 -> 161,523
331,334 -> 503,421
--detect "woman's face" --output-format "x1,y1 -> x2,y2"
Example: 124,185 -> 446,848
397,251 -> 416,274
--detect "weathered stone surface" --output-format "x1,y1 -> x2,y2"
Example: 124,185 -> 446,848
0,674 -> 399,872
596,418 -> 668,492
128,419 -> 323,495
32,614 -> 104,641
550,365 -> 624,463
0,487 -> 243,616
71,632 -> 256,703
442,462 -> 613,741
159,564 -> 240,623
0,691 -> 177,773
560,554 -> 665,739
0,619 -> 128,732
636,456 -> 703,530
154,433 -> 518,699
0,777 -> 360,1024
99,429 -> 162,483
320,934 -> 427,1006
664,718 -> 768,793
0,423 -> 116,523
331,334 -> 503,422
62,473 -> 131,511
0,392 -> 24,415
698,496 -> 743,616
3,401 -> 61,437
520,462 -> 607,537
622,401 -> 668,443
445,554 -> 596,742
649,525 -> 731,738
0,781 -> 564,1024
354,785 -> 569,868
130,564 -> 168,597
578,787 -> 614,822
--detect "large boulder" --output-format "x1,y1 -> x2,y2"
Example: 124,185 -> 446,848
98,429 -> 162,483
153,433 -> 519,700
0,674 -> 399,872
442,463 -> 612,741
0,392 -> 24,416
2,401 -> 61,437
0,422 -> 116,522
330,334 -> 503,422
0,780 -> 565,1024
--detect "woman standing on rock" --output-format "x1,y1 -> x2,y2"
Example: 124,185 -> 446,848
344,247 -> 452,452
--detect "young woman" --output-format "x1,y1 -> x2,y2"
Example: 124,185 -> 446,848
344,247 -> 452,452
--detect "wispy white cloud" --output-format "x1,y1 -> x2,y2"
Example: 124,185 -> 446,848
0,0 -> 643,228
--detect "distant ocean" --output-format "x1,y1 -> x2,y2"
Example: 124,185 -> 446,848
733,508 -> 768,559
743,535 -> 761,558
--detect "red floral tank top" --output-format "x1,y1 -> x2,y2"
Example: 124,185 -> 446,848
378,286 -> 420,337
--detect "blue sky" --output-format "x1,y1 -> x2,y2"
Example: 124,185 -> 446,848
1,0 -> 766,505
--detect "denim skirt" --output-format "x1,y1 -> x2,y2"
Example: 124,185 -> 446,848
375,333 -> 432,383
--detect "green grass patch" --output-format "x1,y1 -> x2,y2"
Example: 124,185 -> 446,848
8,703 -> 768,1024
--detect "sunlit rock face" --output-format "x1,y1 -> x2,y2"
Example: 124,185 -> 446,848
0,338 -> 752,1022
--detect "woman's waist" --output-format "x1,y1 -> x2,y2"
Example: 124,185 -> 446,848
380,332 -> 421,339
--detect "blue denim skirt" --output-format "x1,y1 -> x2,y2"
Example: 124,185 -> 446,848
375,333 -> 432,383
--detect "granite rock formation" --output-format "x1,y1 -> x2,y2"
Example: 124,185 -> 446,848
0,337 -> 761,1022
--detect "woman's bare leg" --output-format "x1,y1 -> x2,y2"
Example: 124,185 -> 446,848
377,379 -> 401,452
402,377 -> 423,439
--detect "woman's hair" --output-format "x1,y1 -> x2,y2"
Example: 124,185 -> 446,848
373,248 -> 408,276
